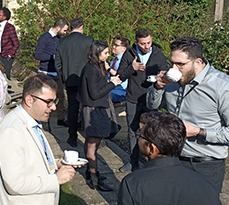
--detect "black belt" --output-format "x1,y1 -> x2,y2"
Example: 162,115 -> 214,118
179,156 -> 223,163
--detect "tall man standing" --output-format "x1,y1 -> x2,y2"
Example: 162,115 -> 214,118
117,29 -> 168,172
147,37 -> 229,194
55,18 -> 93,147
0,7 -> 19,80
35,18 -> 68,128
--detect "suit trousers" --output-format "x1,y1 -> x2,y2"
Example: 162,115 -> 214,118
0,55 -> 14,80
126,101 -> 148,166
66,86 -> 79,140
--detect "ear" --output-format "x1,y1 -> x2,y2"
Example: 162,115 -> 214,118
56,26 -> 61,32
24,95 -> 34,108
194,57 -> 204,66
149,143 -> 160,158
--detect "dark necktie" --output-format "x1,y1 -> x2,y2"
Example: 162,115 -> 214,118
111,57 -> 119,70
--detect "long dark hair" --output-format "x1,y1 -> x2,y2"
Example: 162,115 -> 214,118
88,40 -> 108,76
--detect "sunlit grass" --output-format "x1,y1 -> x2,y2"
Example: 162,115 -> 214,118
59,183 -> 86,205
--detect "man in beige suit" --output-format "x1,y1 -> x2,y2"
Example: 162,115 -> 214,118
0,74 -> 76,205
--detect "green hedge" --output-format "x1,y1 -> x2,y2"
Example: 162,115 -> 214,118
14,0 -> 228,72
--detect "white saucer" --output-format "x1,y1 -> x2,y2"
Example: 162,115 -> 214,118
62,158 -> 88,166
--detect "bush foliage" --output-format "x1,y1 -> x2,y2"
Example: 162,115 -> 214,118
14,0 -> 228,72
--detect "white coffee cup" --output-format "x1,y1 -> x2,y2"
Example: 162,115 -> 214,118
147,75 -> 157,83
64,150 -> 79,163
166,68 -> 182,82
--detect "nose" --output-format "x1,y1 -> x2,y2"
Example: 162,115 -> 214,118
50,103 -> 56,111
172,64 -> 180,71
145,44 -> 150,49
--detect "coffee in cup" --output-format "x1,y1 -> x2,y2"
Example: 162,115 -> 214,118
64,150 -> 79,163
166,68 -> 182,82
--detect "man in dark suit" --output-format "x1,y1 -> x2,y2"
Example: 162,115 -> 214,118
0,7 -> 19,80
55,18 -> 93,147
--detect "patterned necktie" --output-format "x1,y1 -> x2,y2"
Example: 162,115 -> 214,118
33,125 -> 55,174
111,56 -> 119,70
175,85 -> 184,115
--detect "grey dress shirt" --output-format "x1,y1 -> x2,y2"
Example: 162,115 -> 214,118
147,63 -> 229,159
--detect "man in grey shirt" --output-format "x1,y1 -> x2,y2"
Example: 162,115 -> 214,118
147,37 -> 229,194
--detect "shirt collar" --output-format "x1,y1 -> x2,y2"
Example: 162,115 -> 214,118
17,104 -> 42,128
191,62 -> 210,85
48,28 -> 57,37
0,20 -> 7,28
144,157 -> 181,169
136,45 -> 152,55
116,52 -> 124,59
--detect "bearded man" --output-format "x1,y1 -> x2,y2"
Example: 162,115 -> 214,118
147,36 -> 229,195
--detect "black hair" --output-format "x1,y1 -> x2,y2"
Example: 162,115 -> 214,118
141,112 -> 186,157
53,18 -> 68,29
170,37 -> 207,63
22,74 -> 57,101
1,7 -> 11,20
135,29 -> 151,41
115,36 -> 130,48
88,40 -> 108,76
70,17 -> 84,30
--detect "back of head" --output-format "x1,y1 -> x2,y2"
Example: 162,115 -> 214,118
22,74 -> 57,102
70,17 -> 84,30
1,7 -> 11,20
142,112 -> 186,157
135,29 -> 151,40
170,37 -> 207,63
53,18 -> 67,29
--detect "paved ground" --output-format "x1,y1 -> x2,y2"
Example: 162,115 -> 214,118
5,77 -> 229,205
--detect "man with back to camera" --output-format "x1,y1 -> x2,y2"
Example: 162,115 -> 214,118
117,29 -> 168,172
55,17 -> 93,147
0,74 -> 76,205
0,7 -> 19,81
147,36 -> 229,194
35,18 -> 69,128
118,111 -> 222,205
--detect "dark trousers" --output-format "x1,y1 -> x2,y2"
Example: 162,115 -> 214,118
0,55 -> 14,80
51,75 -> 65,120
66,86 -> 80,140
126,101 -> 148,166
180,158 -> 226,194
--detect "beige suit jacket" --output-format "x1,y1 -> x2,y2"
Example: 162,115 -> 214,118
0,107 -> 59,205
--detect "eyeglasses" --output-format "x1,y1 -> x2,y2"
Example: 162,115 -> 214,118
136,130 -> 151,142
170,60 -> 192,69
113,43 -> 123,47
31,95 -> 59,107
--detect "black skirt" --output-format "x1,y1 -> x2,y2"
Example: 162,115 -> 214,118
83,100 -> 119,138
